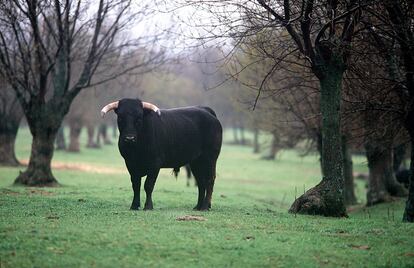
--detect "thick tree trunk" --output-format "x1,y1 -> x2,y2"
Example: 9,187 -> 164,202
290,68 -> 346,217
100,124 -> 111,145
86,125 -> 99,148
14,121 -> 59,186
253,128 -> 260,154
342,136 -> 357,205
365,142 -> 391,205
55,126 -> 66,150
0,95 -> 23,166
382,146 -> 407,197
0,130 -> 20,166
403,117 -> 414,222
365,142 -> 407,206
67,121 -> 82,152
393,143 -> 407,172
263,131 -> 279,160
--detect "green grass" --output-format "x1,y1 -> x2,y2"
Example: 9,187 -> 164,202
0,128 -> 413,267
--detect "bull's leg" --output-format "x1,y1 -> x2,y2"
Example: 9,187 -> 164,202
130,176 -> 142,210
194,182 -> 206,210
190,161 -> 206,210
200,160 -> 217,210
144,169 -> 160,210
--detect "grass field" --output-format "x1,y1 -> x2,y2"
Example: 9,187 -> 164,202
0,128 -> 413,267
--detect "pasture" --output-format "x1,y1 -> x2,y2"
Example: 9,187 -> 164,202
0,128 -> 413,267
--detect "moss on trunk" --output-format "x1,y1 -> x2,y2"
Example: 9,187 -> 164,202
290,65 -> 346,217
14,128 -> 58,186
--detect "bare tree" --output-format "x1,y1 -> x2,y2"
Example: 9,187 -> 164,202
0,0 -> 165,185
0,75 -> 23,166
176,0 -> 368,216
366,0 -> 414,222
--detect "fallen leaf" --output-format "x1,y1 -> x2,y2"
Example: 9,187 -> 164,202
244,236 -> 255,241
404,252 -> 414,257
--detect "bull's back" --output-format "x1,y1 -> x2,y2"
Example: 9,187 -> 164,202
155,107 -> 221,167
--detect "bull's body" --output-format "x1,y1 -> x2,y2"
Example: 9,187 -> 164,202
108,99 -> 222,211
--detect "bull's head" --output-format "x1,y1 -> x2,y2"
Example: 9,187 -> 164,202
100,98 -> 160,143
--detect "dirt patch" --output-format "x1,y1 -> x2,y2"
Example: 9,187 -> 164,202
176,215 -> 207,221
0,189 -> 20,196
27,188 -> 54,196
21,160 -> 125,174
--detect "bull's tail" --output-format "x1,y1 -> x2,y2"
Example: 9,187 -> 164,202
172,167 -> 180,178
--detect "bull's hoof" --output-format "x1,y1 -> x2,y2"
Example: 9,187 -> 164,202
130,205 -> 140,210
194,205 -> 210,211
144,203 -> 153,210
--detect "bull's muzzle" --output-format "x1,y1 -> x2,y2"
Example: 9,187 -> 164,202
124,135 -> 137,143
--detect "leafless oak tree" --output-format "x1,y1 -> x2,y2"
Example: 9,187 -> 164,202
0,0 -> 166,185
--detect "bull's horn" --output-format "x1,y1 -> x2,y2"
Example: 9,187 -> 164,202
100,101 -> 119,117
142,101 -> 161,116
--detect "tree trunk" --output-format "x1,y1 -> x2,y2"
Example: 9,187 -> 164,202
365,142 -> 391,206
55,126 -> 66,150
403,116 -> 414,222
342,136 -> 357,206
263,131 -> 279,160
0,129 -> 20,166
393,143 -> 407,172
86,125 -> 99,148
240,124 -> 246,145
290,68 -> 346,217
0,95 -> 23,166
253,128 -> 260,153
67,121 -> 82,152
100,124 -> 111,145
383,146 -> 407,197
14,118 -> 59,186
232,126 -> 239,144
112,121 -> 117,138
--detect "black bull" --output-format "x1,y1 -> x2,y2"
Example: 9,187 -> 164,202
102,98 -> 222,211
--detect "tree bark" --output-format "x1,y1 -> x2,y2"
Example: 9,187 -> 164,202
253,128 -> 260,153
342,136 -> 357,205
365,142 -> 391,206
0,112 -> 21,166
86,125 -> 99,148
97,124 -> 112,145
67,120 -> 82,152
263,131 -> 279,160
383,146 -> 407,197
14,115 -> 59,186
393,143 -> 407,172
0,90 -> 23,166
403,114 -> 414,222
55,126 -> 66,150
0,129 -> 20,166
290,66 -> 346,217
